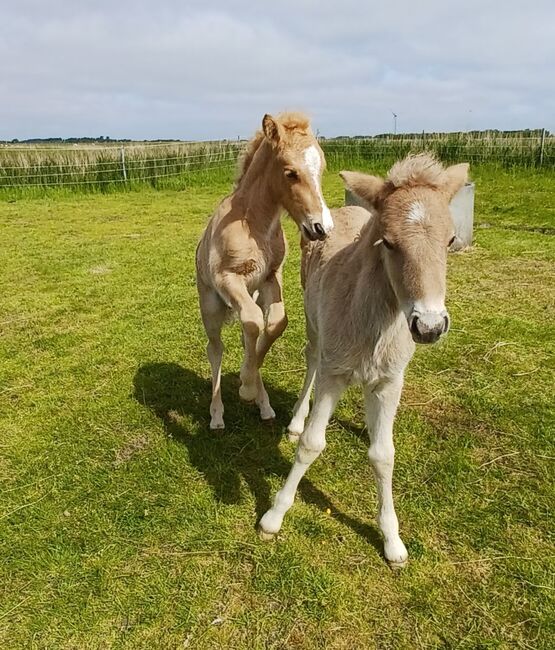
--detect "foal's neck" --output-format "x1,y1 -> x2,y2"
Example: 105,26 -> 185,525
236,142 -> 282,232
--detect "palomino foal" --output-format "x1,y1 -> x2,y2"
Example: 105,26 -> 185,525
259,154 -> 469,566
196,112 -> 333,430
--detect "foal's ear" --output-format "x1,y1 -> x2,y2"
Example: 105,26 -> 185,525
262,114 -> 282,148
443,163 -> 469,199
339,171 -> 387,210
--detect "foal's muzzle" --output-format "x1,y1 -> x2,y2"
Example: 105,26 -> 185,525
409,311 -> 450,344
302,221 -> 327,241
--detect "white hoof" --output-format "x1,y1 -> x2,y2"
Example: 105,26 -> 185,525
388,558 -> 408,570
258,509 -> 283,538
209,406 -> 225,430
287,431 -> 301,443
287,415 -> 305,437
259,404 -> 276,421
258,527 -> 276,541
384,537 -> 409,568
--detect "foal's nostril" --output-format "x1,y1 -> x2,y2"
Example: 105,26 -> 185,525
410,315 -> 419,336
313,222 -> 325,238
443,314 -> 450,333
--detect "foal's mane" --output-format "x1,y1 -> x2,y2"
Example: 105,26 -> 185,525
387,152 -> 447,189
235,111 -> 312,185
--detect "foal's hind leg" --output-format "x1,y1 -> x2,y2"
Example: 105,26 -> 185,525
198,285 -> 227,429
363,376 -> 408,567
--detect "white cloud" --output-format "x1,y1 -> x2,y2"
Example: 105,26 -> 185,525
1,0 -> 553,139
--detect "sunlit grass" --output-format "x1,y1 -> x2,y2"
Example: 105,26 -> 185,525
0,166 -> 553,648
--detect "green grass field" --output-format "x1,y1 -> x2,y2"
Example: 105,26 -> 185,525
1,165 -> 554,648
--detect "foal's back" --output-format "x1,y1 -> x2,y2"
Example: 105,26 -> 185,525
301,205 -> 371,290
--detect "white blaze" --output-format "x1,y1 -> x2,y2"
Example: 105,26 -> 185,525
407,201 -> 426,224
303,145 -> 334,233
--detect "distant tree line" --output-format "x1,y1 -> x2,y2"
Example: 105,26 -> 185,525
1,136 -> 183,144
1,129 -> 550,146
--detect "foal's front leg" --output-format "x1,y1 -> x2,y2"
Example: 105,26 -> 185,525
251,272 -> 288,420
221,274 -> 269,412
259,372 -> 346,538
363,376 -> 408,567
255,271 -> 288,366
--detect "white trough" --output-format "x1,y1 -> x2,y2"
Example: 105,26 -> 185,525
344,182 -> 475,251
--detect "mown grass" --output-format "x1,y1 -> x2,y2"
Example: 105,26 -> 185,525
1,165 -> 554,648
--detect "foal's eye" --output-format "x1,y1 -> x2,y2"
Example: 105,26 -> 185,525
284,169 -> 298,180
382,238 -> 394,250
448,235 -> 456,247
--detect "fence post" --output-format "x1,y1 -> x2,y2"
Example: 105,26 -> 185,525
539,128 -> 546,167
120,146 -> 127,181
421,130 -> 425,150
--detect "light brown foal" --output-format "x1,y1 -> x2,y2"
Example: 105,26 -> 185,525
196,112 -> 333,429
259,154 -> 469,566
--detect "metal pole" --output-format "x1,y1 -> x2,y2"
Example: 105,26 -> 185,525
539,128 -> 546,167
120,146 -> 127,181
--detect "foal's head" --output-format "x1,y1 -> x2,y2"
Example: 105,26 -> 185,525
241,112 -> 333,241
341,154 -> 469,344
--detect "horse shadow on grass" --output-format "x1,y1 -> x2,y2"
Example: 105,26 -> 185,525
132,362 -> 382,553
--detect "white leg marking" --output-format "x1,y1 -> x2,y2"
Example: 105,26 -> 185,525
255,374 -> 276,421
288,342 -> 318,440
200,289 -> 227,430
364,376 -> 408,566
207,338 -> 225,429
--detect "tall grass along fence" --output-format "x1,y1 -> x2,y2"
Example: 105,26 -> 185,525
322,130 -> 554,171
1,130 -> 553,196
0,140 -> 244,195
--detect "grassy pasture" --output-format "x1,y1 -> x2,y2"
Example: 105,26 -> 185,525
0,164 -> 554,648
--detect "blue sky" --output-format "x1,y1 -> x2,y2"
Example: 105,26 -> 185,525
1,0 -> 554,140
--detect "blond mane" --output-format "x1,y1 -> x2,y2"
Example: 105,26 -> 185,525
236,111 -> 312,185
236,131 -> 265,185
387,152 -> 446,189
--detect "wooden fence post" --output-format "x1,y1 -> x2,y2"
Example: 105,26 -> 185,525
539,128 -> 546,167
120,146 -> 127,181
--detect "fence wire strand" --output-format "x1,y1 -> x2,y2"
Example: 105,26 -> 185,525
0,133 -> 552,190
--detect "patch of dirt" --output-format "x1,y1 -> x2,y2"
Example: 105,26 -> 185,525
89,265 -> 112,275
114,434 -> 150,466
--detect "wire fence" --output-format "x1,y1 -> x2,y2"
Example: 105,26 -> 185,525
321,131 -> 554,169
0,140 -> 245,191
0,130 -> 552,193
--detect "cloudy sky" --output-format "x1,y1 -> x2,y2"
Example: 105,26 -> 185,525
2,0 -> 554,140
